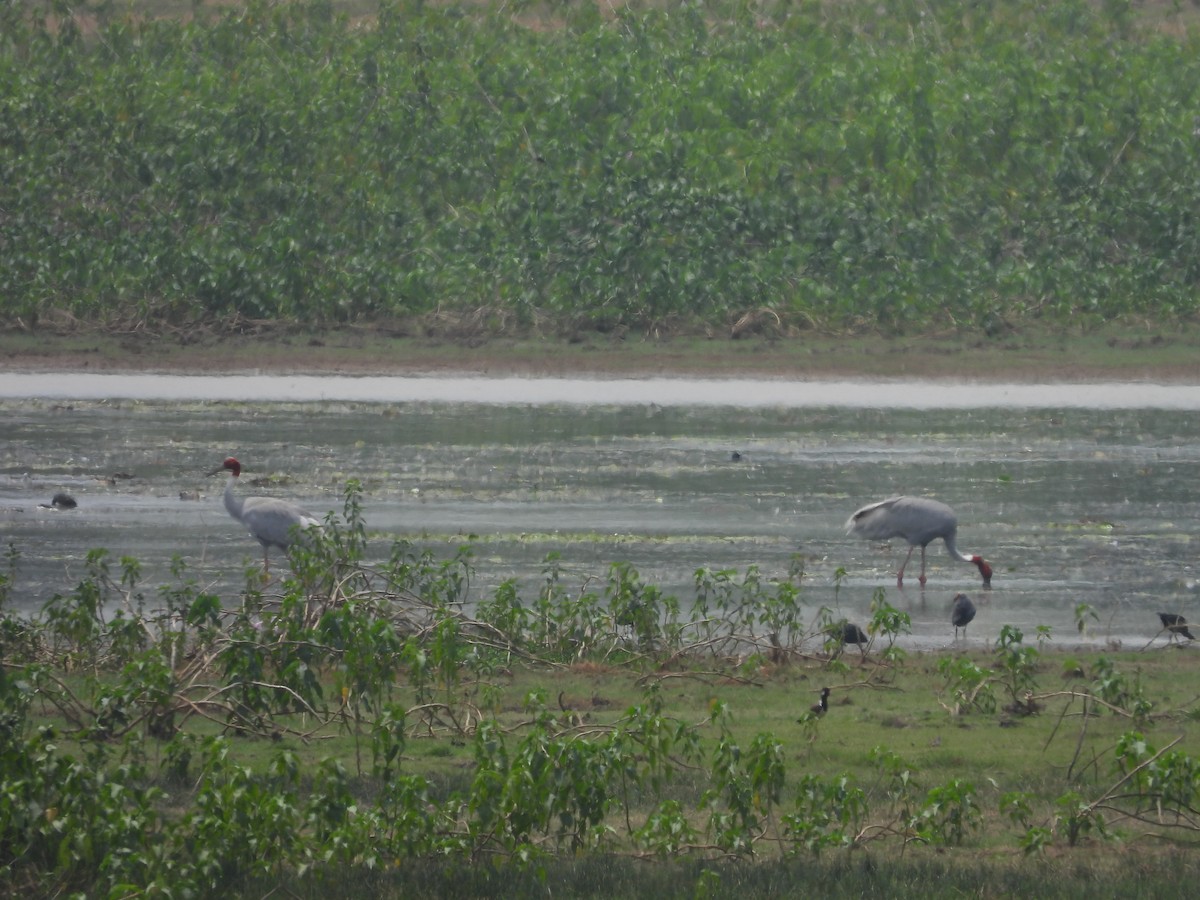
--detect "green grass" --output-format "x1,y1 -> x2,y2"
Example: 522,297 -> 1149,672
21,646 -> 1196,897
25,645 -> 1199,833
238,849 -> 1200,899
4,321 -> 1200,382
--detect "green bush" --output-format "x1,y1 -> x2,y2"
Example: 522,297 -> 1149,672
3,0 -> 1200,335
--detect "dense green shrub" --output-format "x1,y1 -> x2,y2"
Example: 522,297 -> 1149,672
3,0 -> 1200,335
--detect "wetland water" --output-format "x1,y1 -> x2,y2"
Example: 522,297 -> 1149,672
3,373 -> 1200,651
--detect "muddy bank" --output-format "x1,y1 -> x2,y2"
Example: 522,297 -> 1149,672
2,326 -> 1200,382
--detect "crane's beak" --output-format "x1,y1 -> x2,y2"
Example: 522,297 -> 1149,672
206,465 -> 227,477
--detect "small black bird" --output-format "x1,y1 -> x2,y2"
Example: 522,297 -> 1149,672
841,622 -> 868,647
40,493 -> 77,510
1158,612 -> 1196,642
837,621 -> 869,658
951,593 -> 976,639
810,686 -> 831,716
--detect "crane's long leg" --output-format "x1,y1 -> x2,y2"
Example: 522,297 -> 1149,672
918,545 -> 929,586
896,545 -> 917,586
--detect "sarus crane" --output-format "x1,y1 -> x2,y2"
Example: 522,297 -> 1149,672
209,456 -> 321,574
846,496 -> 992,587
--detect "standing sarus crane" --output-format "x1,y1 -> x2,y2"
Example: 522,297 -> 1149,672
846,496 -> 992,588
209,456 -> 321,574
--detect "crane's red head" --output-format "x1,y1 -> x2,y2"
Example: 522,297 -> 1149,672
972,556 -> 993,587
209,456 -> 242,477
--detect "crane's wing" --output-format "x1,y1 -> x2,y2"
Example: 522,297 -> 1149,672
845,496 -> 906,537
241,497 -> 322,550
847,496 -> 955,545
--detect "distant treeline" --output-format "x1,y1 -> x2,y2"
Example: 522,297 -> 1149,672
2,0 -> 1199,336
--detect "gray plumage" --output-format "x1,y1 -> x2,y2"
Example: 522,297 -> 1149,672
846,496 -> 993,587
1158,612 -> 1195,642
951,593 -> 976,639
40,492 -> 77,510
210,457 -> 321,573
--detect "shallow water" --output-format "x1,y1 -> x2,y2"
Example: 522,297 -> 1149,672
4,372 -> 1200,408
2,373 -> 1199,651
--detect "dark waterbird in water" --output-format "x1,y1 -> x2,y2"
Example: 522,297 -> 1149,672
39,493 -> 77,510
1158,612 -> 1196,642
951,593 -> 977,639
846,496 -> 992,588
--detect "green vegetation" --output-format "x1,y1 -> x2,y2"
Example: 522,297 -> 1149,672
3,484 -> 1200,898
9,322 -> 1200,382
4,0 -> 1200,340
6,2 -> 1200,896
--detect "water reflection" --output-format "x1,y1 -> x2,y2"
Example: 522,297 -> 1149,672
1,375 -> 1198,651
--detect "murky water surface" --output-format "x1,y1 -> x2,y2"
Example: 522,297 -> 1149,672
3,373 -> 1199,651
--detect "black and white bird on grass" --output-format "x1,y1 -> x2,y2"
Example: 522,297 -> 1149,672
951,593 -> 977,640
1158,612 -> 1196,643
809,687 -> 831,716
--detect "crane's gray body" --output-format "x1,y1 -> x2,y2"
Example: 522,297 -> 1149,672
846,496 -> 964,557
846,495 -> 991,586
213,457 -> 321,571
223,480 -> 321,554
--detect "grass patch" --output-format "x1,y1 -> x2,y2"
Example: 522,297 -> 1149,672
3,323 -> 1200,382
237,847 -> 1200,899
12,646 -> 1200,896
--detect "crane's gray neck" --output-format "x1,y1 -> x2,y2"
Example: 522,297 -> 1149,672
943,530 -> 971,563
223,475 -> 244,520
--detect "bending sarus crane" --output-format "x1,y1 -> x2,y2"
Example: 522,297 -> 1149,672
846,496 -> 992,588
209,456 -> 321,574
